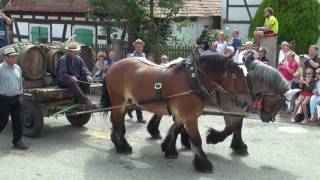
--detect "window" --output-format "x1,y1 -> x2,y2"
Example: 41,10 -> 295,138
31,26 -> 49,43
74,28 -> 94,45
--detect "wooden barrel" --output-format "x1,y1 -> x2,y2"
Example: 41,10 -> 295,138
18,45 -> 47,80
46,49 -> 63,77
80,45 -> 94,72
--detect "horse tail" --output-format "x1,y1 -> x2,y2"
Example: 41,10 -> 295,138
100,76 -> 111,108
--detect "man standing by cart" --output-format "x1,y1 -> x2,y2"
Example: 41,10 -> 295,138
0,47 -> 28,150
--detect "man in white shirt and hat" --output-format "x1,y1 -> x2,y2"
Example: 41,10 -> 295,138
0,47 -> 28,150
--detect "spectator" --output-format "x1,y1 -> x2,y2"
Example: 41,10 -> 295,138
215,31 -> 228,54
160,55 -> 169,65
210,42 -> 218,53
258,47 -> 269,64
147,53 -> 155,63
301,45 -> 320,77
279,51 -> 299,81
278,41 -> 289,65
130,39 -> 146,58
225,46 -> 235,57
231,29 -> 241,52
129,39 -> 146,123
93,51 -> 106,81
254,7 -> 279,49
0,47 -> 28,150
100,51 -> 116,107
194,39 -> 211,55
0,10 -> 12,47
309,68 -> 320,122
235,41 -> 255,64
291,68 -> 315,123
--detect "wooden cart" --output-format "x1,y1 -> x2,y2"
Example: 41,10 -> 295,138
22,84 -> 102,137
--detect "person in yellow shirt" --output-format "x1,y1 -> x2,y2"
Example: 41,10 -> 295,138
254,7 -> 279,49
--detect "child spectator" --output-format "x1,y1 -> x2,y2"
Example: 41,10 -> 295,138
291,68 -> 316,123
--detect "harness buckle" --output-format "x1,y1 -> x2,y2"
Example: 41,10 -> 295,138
154,82 -> 162,90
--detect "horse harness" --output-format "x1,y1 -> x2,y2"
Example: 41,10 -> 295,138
136,54 -> 245,115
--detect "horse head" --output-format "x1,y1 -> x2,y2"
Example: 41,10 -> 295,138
198,53 -> 251,110
244,57 -> 290,123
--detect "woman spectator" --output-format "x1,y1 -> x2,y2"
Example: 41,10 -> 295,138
291,68 -> 316,123
309,68 -> 320,122
93,51 -> 106,81
215,31 -> 228,54
257,47 -> 269,64
278,41 -> 289,65
279,51 -> 299,81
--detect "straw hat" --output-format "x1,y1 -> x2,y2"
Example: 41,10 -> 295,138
65,42 -> 81,51
3,47 -> 18,56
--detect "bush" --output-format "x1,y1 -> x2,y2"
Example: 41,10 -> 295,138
248,0 -> 320,54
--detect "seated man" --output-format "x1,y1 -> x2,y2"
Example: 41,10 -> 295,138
57,42 -> 92,105
254,7 -> 278,49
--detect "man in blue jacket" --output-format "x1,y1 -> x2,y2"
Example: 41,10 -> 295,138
57,42 -> 92,105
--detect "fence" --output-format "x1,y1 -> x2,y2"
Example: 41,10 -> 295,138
149,45 -> 192,63
90,42 -> 192,63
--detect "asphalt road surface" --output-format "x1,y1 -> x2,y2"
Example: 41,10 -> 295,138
1,112 -> 320,180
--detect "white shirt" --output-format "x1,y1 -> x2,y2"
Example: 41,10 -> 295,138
0,61 -> 23,96
215,41 -> 228,54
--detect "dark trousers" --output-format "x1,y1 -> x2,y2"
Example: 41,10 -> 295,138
0,95 -> 23,143
59,76 -> 90,103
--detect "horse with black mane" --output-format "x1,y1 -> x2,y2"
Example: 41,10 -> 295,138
103,53 -> 251,173
146,50 -> 300,156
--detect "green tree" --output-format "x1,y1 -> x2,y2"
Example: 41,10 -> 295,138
248,0 -> 320,54
0,0 -> 10,9
87,0 -> 184,50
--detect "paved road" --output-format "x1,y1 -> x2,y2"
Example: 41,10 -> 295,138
1,112 -> 320,180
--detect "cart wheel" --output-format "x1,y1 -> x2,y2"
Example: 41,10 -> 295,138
66,113 -> 91,127
22,101 -> 44,137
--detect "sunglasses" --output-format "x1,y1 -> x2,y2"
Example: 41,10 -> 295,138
316,72 -> 320,74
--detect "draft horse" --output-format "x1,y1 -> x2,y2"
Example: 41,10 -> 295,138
105,54 -> 251,173
147,51 -> 293,156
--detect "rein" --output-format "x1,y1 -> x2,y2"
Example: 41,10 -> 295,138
197,65 -> 247,107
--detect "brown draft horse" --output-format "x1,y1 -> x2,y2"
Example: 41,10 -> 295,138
147,51 -> 291,156
105,54 -> 251,173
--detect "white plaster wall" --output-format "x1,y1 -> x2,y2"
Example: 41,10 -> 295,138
221,0 -> 262,41
13,22 -> 29,36
170,17 -> 213,44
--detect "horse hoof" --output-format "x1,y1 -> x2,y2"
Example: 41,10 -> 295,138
206,128 -> 221,144
116,145 -> 133,154
193,156 -> 213,173
150,133 -> 162,140
231,143 -> 248,156
164,150 -> 178,159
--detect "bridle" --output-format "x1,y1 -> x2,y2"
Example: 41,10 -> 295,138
197,64 -> 249,108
